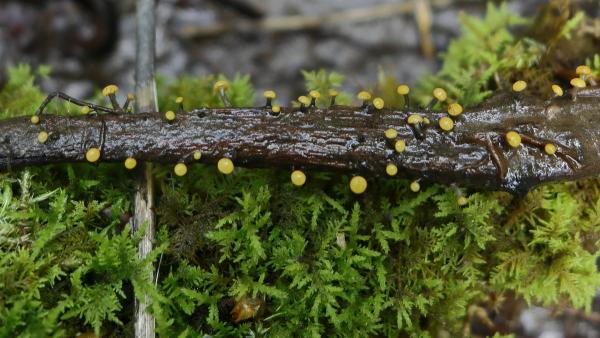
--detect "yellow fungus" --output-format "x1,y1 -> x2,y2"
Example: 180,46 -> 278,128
407,114 -> 423,124
213,80 -> 229,92
291,170 -> 306,186
37,131 -> 48,144
31,115 -> 40,124
551,84 -> 563,97
127,93 -> 135,101
397,84 -> 410,95
165,111 -> 176,121
328,89 -> 339,97
447,103 -> 463,117
423,117 -> 430,125
386,164 -> 398,176
505,131 -> 521,148
101,84 -> 119,96
373,97 -> 384,109
395,139 -> 406,153
384,128 -> 397,139
544,143 -> 557,155
217,158 -> 234,174
174,163 -> 188,176
175,96 -> 183,104
409,180 -> 420,192
81,106 -> 91,114
309,90 -> 321,99
298,96 -> 311,106
576,65 -> 592,76
570,77 -> 586,88
438,116 -> 454,131
512,80 -> 527,92
272,105 -> 281,114
263,90 -> 276,99
85,148 -> 101,163
357,91 -> 372,101
193,150 -> 202,160
457,196 -> 468,206
124,157 -> 137,169
349,176 -> 367,194
432,88 -> 447,102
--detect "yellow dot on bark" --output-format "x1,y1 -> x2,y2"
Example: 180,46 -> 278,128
544,143 -> 557,155
395,139 -> 406,153
86,148 -> 101,163
291,170 -> 306,186
272,105 -> 281,114
124,157 -> 137,169
384,128 -> 397,139
447,103 -> 463,117
410,180 -> 420,192
373,97 -> 384,109
397,84 -> 410,95
349,176 -> 367,194
386,164 -> 398,176
165,111 -> 176,121
457,196 -> 468,206
174,163 -> 188,176
432,88 -> 447,102
576,65 -> 592,75
31,115 -> 40,124
570,77 -> 586,88
357,91 -> 371,101
217,158 -> 234,174
193,150 -> 202,160
438,116 -> 454,131
512,80 -> 527,92
102,84 -> 119,96
175,96 -> 183,103
505,131 -> 521,148
81,106 -> 91,114
37,131 -> 48,144
407,114 -> 423,124
551,84 -> 563,96
264,90 -> 276,99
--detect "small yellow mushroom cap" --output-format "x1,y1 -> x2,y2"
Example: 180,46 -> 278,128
438,116 -> 454,131
447,103 -> 463,117
37,131 -> 48,144
551,84 -> 564,96
423,117 -> 430,125
165,111 -> 176,121
384,128 -> 397,139
174,163 -> 188,176
457,196 -> 468,206
349,176 -> 367,194
193,150 -> 202,160
407,114 -> 423,124
328,89 -> 339,97
386,164 -> 398,176
31,115 -> 40,124
373,97 -> 384,109
213,80 -> 229,92
175,96 -> 183,104
124,157 -> 137,170
217,158 -> 234,174
263,90 -> 277,99
576,65 -> 592,76
102,84 -> 119,96
309,90 -> 321,99
128,93 -> 135,101
512,80 -> 527,92
291,170 -> 306,186
272,105 -> 281,114
544,143 -> 557,155
81,106 -> 91,114
357,91 -> 372,101
432,88 -> 447,102
570,77 -> 586,88
86,147 -> 101,163
298,96 -> 311,106
397,84 -> 410,95
505,131 -> 521,148
395,139 -> 406,153
409,180 -> 420,192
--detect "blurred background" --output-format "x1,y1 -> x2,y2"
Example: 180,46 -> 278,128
1,0 -> 599,337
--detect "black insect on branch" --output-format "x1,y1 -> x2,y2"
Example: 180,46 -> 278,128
2,73 -> 600,196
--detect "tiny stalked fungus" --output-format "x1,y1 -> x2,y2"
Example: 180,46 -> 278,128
505,131 -> 521,148
397,84 -> 410,95
30,115 -> 40,124
386,163 -> 398,176
512,80 -> 527,92
457,196 -> 468,206
124,157 -> 137,169
86,147 -> 101,163
447,103 -> 463,117
373,97 -> 384,109
174,163 -> 188,176
193,150 -> 202,160
407,114 -> 423,125
165,111 -> 176,121
217,158 -> 234,174
551,84 -> 564,97
37,131 -> 48,144
432,88 -> 447,102
271,105 -> 281,114
438,116 -> 454,131
290,170 -> 306,186
410,180 -> 420,192
101,84 -> 119,97
384,128 -> 398,139
544,143 -> 557,155
570,77 -> 586,88
349,176 -> 367,194
395,139 -> 406,153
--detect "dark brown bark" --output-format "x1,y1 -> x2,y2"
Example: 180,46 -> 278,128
2,89 -> 600,194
